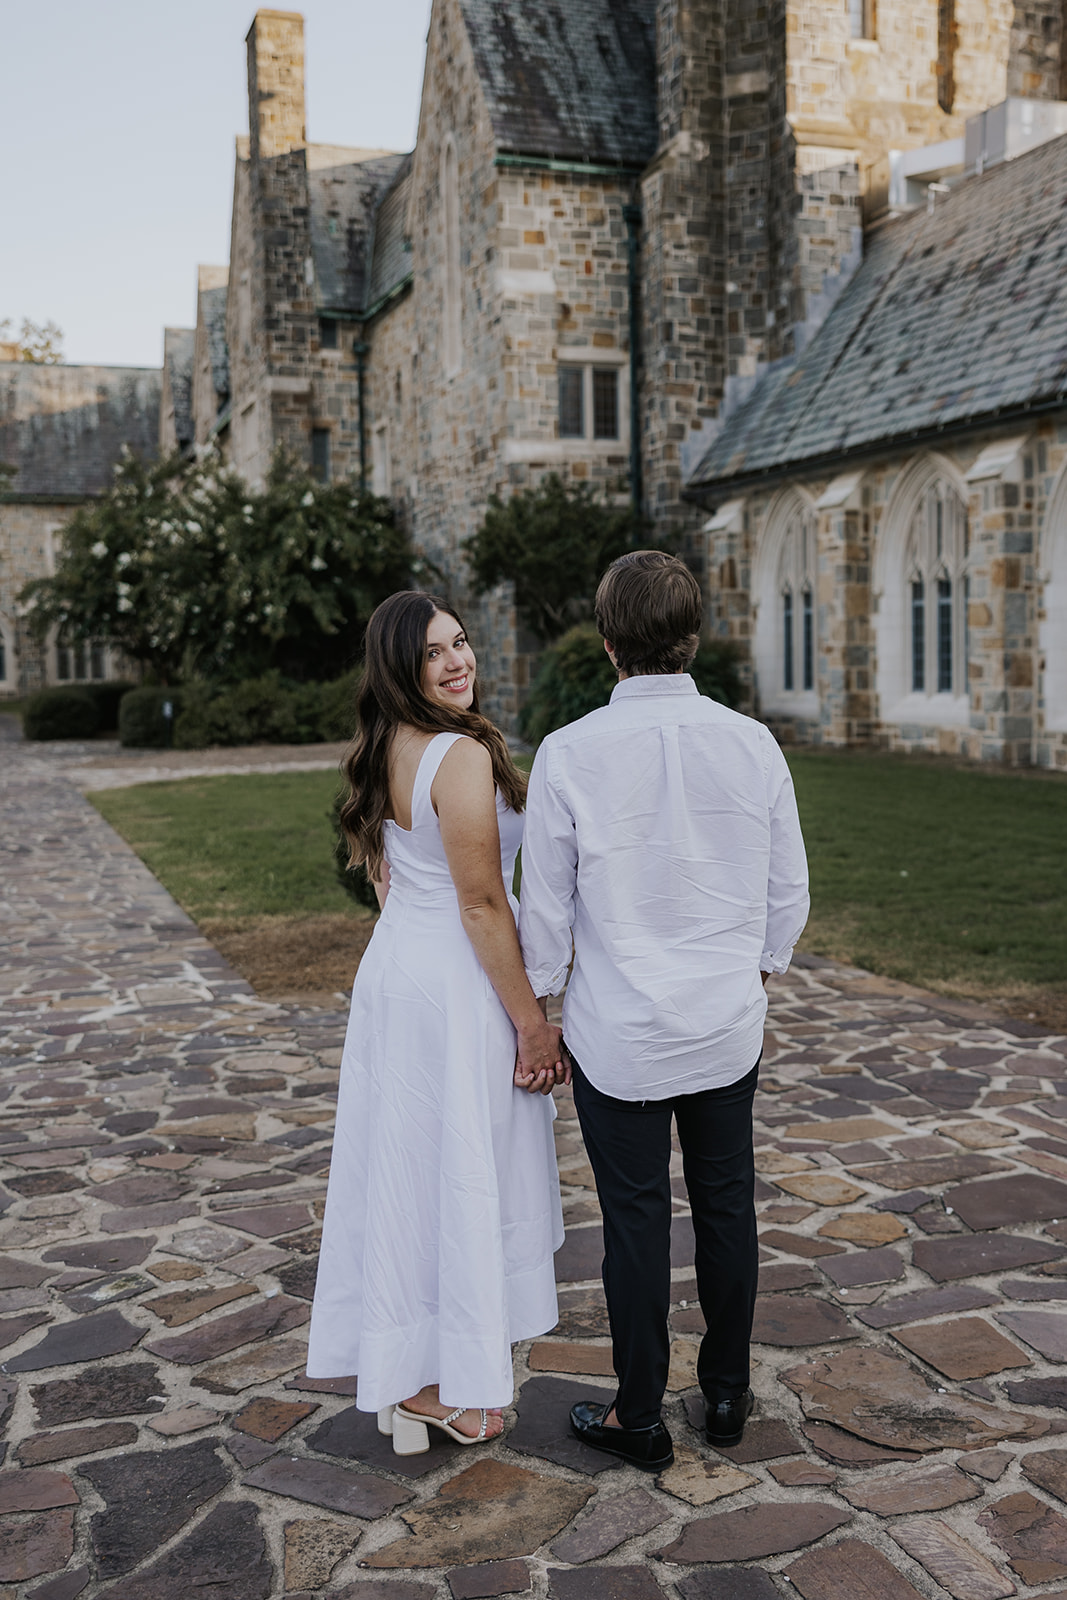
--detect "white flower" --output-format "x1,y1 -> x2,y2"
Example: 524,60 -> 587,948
90,541 -> 108,559
116,552 -> 132,569
242,504 -> 254,517
301,491 -> 315,508
185,520 -> 202,533
116,582 -> 131,597
117,596 -> 133,613
310,555 -> 327,571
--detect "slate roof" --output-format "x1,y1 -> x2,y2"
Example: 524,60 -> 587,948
163,328 -> 195,449
307,146 -> 411,314
0,364 -> 161,498
688,130 -> 1067,497
459,0 -> 658,168
366,154 -> 414,312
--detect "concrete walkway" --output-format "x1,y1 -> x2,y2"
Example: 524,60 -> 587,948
2,738 -> 1067,1599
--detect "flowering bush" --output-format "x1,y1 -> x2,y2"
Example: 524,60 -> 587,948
20,451 -> 413,683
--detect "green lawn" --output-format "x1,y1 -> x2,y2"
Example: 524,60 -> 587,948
788,750 -> 1067,999
92,769 -> 349,920
92,751 -> 1067,1013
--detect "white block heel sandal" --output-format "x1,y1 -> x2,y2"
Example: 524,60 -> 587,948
377,1406 -> 395,1437
391,1404 -> 490,1456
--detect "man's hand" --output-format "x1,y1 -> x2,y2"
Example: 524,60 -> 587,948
514,1017 -> 565,1095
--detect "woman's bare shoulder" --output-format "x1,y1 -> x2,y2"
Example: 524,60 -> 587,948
431,735 -> 493,809
436,733 -> 492,776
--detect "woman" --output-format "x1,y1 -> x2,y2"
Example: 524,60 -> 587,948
306,591 -> 565,1455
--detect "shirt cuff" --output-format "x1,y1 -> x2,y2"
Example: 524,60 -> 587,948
524,962 -> 570,998
760,946 -> 796,976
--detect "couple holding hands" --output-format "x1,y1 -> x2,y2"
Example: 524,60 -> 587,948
307,550 -> 809,1470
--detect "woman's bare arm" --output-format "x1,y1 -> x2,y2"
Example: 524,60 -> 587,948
433,738 -> 563,1090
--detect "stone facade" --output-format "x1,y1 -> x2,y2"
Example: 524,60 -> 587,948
159,327 -> 194,456
0,360 -> 161,696
691,113 -> 1067,769
704,423 -> 1067,767
1007,0 -> 1065,97
192,265 -> 230,453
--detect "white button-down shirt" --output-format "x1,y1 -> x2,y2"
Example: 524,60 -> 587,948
519,673 -> 809,1100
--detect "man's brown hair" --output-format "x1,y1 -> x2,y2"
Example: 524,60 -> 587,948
594,550 -> 702,675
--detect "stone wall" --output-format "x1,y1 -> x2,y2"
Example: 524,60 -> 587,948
1007,0 -> 1066,96
192,266 -> 229,453
787,0 -> 1014,162
0,500 -> 63,695
639,0 -> 726,554
706,415 -> 1067,766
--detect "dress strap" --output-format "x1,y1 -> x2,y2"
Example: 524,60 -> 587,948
411,731 -> 465,826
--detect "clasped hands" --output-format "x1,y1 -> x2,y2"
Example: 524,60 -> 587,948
514,1018 -> 571,1096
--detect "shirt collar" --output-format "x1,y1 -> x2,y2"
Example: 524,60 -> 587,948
609,673 -> 699,703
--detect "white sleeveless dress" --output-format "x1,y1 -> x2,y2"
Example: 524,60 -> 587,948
306,731 -> 564,1411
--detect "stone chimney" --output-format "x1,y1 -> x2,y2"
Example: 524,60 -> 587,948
247,9 -> 306,162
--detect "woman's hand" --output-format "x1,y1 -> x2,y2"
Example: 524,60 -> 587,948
514,1019 -> 565,1095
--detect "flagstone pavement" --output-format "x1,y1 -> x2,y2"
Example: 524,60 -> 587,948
3,733 -> 1067,1599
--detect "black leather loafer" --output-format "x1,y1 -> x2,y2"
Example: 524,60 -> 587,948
570,1401 -> 674,1471
705,1387 -> 754,1448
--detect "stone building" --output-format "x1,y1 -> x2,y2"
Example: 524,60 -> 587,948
688,121 -> 1067,769
0,359 -> 161,697
159,328 -> 195,457
179,1 -> 1067,741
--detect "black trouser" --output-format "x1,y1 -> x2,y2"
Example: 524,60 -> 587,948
571,1056 -> 759,1431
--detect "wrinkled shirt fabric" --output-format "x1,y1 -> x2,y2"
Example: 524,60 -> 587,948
519,673 -> 809,1101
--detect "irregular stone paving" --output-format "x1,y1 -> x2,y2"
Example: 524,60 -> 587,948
3,737 -> 1067,1598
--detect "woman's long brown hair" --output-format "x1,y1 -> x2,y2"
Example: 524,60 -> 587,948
340,591 -> 527,878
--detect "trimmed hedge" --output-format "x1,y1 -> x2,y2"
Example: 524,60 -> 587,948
171,671 -> 359,750
24,687 -> 100,741
119,687 -> 184,749
519,623 -> 744,746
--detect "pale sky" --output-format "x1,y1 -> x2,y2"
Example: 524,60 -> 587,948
1,0 -> 433,368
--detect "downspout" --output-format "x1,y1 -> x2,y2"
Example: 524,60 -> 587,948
623,200 -> 644,526
354,338 -> 368,490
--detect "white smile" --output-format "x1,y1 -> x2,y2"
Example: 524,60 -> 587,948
441,675 -> 469,691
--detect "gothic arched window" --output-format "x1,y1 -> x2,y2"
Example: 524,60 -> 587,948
441,136 -> 461,377
779,508 -> 817,695
905,481 -> 968,697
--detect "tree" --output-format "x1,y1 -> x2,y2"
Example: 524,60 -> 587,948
0,318 -> 64,363
463,474 -> 643,642
19,450 -> 413,683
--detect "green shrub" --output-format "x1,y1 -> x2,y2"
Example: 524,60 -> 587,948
689,637 -> 744,709
172,670 -> 360,750
82,681 -> 136,732
173,674 -> 298,749
519,624 -> 744,745
519,625 -> 616,746
330,788 -> 379,910
119,687 -> 183,748
24,687 -> 100,741
315,671 -> 359,742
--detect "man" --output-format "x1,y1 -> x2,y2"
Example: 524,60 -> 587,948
519,550 -> 809,1470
